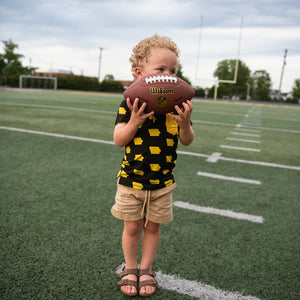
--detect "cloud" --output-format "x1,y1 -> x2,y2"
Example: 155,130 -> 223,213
0,0 -> 299,92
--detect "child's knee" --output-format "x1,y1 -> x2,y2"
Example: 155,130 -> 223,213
124,220 -> 144,236
144,221 -> 160,234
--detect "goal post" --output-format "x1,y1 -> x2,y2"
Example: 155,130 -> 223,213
195,16 -> 244,100
19,75 -> 57,90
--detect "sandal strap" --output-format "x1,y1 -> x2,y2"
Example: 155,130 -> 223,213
139,269 -> 158,288
119,268 -> 139,278
118,278 -> 138,289
139,268 -> 156,277
139,278 -> 158,288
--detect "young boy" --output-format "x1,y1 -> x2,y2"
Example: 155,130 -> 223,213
111,34 -> 194,297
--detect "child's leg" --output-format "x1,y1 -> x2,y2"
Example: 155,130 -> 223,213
140,221 -> 160,295
121,219 -> 144,295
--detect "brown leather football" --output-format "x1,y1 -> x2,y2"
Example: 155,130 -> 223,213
123,73 -> 195,114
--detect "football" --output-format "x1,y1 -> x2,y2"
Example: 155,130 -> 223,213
123,73 -> 195,114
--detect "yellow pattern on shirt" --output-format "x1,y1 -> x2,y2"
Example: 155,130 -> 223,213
164,179 -> 174,186
148,128 -> 161,136
119,107 -> 127,114
132,182 -> 143,190
150,179 -> 160,185
149,146 -> 161,154
150,164 -> 161,171
166,156 -> 172,163
166,138 -> 174,146
134,154 -> 144,161
134,169 -> 144,176
134,137 -> 143,145
165,115 -> 178,136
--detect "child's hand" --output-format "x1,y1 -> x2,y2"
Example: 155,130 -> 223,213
168,100 -> 193,129
168,100 -> 194,146
127,98 -> 154,127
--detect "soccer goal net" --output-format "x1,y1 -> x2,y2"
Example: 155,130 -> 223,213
19,75 -> 57,90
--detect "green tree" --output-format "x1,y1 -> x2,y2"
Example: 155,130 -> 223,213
292,79 -> 300,102
176,63 -> 191,85
0,39 -> 36,75
213,59 -> 251,99
252,70 -> 272,101
100,74 -> 124,92
0,39 -> 37,86
103,74 -> 114,81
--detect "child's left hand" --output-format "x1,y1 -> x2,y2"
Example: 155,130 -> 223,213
167,100 -> 193,129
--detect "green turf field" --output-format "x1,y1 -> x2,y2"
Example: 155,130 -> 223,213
0,89 -> 299,299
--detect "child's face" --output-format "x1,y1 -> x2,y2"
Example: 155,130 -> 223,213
136,47 -> 178,79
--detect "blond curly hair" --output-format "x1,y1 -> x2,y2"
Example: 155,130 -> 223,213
129,34 -> 180,79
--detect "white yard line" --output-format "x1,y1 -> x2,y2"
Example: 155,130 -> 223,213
197,171 -> 261,184
177,150 -> 209,158
193,120 -> 300,134
241,122 -> 261,126
239,125 -> 300,134
235,127 -> 261,133
220,145 -> 261,152
174,201 -> 264,223
230,132 -> 261,137
115,263 -> 260,300
226,137 -> 261,144
220,155 -> 300,170
1,126 -> 299,170
206,152 -> 222,162
193,120 -> 237,127
193,109 -> 245,117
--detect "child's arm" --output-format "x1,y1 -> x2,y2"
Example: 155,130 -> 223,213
113,98 -> 154,147
168,100 -> 194,146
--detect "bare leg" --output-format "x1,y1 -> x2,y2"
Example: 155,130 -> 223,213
121,219 -> 144,295
139,221 -> 160,295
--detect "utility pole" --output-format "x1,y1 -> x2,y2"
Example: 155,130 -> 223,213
98,47 -> 104,83
246,83 -> 251,100
277,49 -> 288,100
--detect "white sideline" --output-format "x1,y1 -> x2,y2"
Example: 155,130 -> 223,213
1,126 -> 299,170
115,263 -> 260,300
0,102 -> 116,114
197,171 -> 261,185
174,201 -> 264,223
0,126 -> 115,145
1,102 -> 299,133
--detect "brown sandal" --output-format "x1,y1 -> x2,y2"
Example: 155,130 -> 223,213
118,267 -> 139,296
139,269 -> 158,297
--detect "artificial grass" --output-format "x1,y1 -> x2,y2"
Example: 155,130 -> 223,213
1,90 -> 300,299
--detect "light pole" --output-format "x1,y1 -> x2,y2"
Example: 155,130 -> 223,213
98,47 -> 104,83
277,49 -> 288,100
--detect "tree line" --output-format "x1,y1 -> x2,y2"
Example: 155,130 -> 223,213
0,39 -> 124,92
1,39 -> 299,103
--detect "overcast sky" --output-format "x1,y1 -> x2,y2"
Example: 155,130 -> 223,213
0,0 -> 299,93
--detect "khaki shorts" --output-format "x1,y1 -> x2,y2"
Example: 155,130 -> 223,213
111,182 -> 177,224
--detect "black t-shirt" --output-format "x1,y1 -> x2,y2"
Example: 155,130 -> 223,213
115,99 -> 179,190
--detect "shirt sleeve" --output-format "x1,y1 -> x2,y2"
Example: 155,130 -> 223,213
115,99 -> 131,125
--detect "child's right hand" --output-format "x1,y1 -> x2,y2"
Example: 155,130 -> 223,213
126,98 -> 154,127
